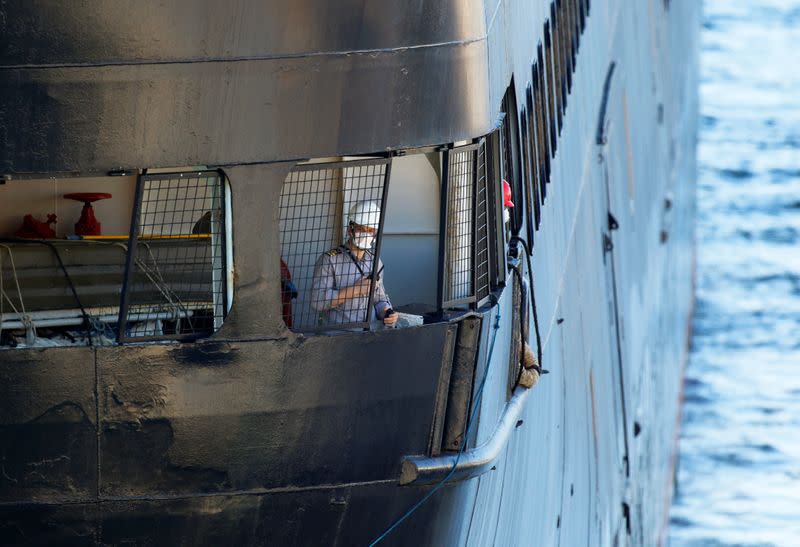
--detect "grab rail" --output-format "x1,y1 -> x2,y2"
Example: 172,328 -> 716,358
399,385 -> 530,486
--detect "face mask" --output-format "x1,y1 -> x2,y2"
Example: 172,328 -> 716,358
353,231 -> 375,250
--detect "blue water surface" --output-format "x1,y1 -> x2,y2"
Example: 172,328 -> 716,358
668,1 -> 800,546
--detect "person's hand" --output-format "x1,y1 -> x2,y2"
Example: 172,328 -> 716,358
352,278 -> 372,298
383,310 -> 398,326
342,278 -> 372,300
331,278 -> 372,307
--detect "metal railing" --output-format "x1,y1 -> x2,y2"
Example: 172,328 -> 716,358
400,386 -> 531,485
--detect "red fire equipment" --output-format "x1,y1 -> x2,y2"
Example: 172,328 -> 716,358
502,179 -> 514,208
14,213 -> 58,239
64,192 -> 112,236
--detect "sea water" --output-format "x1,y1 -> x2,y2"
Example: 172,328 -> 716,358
668,0 -> 800,545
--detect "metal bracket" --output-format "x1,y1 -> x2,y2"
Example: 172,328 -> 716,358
622,501 -> 632,535
603,233 -> 614,253
596,62 -> 617,145
608,212 -> 619,231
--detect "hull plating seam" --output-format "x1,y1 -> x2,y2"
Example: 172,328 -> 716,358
0,479 -> 399,507
0,38 -> 487,72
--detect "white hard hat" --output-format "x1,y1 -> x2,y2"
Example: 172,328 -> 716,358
348,200 -> 381,229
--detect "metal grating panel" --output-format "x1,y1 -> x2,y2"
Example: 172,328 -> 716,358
569,0 -> 580,67
501,112 -> 514,191
119,171 -> 226,342
441,140 -> 492,310
475,141 -> 491,304
443,146 -> 475,307
485,129 -> 507,289
500,83 -> 524,233
534,48 -> 552,198
558,0 -> 574,95
524,85 -> 542,239
544,21 -> 559,155
279,158 -> 391,332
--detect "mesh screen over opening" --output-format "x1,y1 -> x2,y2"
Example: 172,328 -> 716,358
279,158 -> 390,332
442,141 -> 491,309
119,171 -> 226,341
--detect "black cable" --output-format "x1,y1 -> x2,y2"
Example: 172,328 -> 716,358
515,265 -> 530,343
510,236 -> 544,369
511,265 -> 528,387
39,240 -> 94,347
2,239 -> 95,347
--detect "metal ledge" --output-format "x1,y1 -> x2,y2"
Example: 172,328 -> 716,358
399,386 -> 531,486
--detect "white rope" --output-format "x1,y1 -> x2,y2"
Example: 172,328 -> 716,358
141,244 -> 179,306
0,244 -> 36,342
113,242 -> 174,308
113,241 -> 192,328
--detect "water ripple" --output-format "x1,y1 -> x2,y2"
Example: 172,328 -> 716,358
669,0 -> 800,545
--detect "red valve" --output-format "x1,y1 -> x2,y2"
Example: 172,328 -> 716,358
502,179 -> 514,208
15,213 -> 57,239
64,192 -> 112,236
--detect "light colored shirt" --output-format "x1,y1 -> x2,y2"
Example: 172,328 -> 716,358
311,246 -> 392,327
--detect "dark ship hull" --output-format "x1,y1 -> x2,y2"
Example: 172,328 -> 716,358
0,1 -> 698,545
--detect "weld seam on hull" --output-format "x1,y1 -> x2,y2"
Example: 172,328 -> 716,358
0,478 -> 398,507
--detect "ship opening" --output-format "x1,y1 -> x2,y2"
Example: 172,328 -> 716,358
0,169 -> 232,348
278,133 -> 510,334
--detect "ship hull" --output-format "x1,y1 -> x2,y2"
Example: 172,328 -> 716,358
0,0 -> 698,545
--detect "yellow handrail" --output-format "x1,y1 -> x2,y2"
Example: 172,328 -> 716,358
81,234 -> 211,240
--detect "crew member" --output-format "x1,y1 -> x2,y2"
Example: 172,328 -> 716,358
310,201 -> 397,328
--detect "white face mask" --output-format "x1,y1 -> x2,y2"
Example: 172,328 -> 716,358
353,231 -> 375,250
